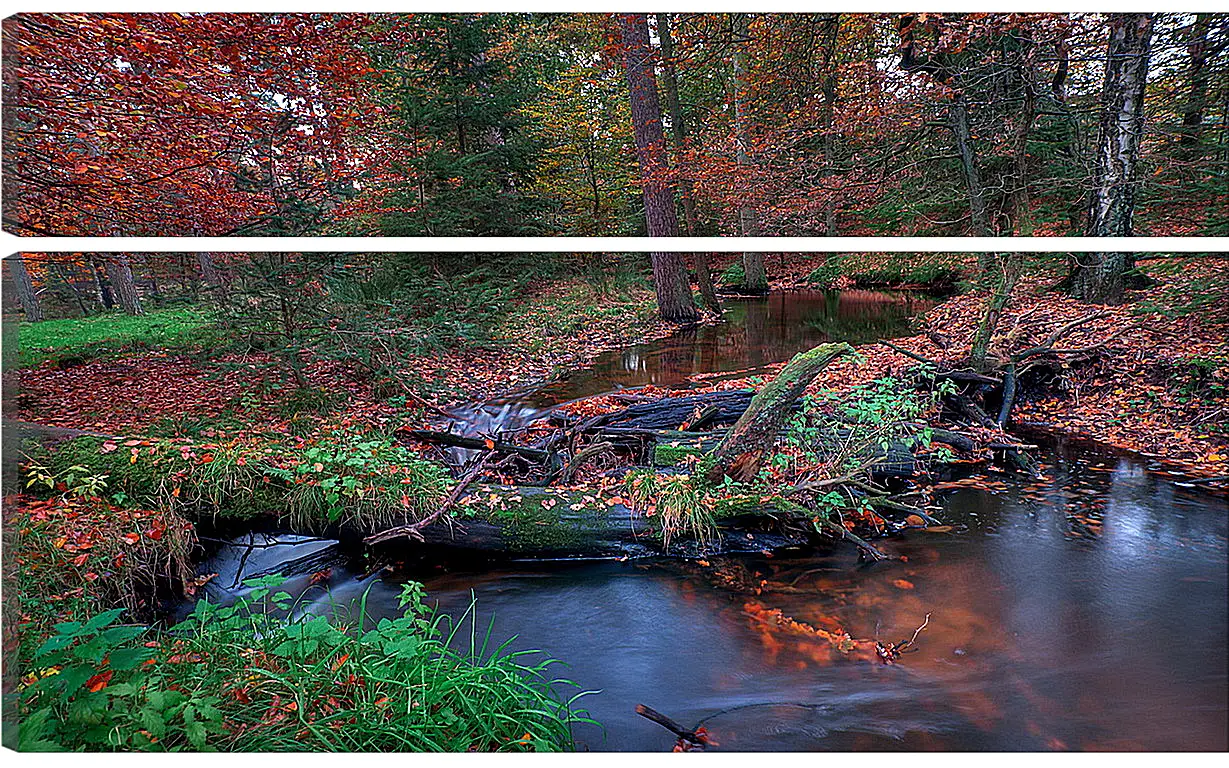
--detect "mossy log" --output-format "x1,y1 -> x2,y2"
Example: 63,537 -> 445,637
704,343 -> 855,484
376,485 -> 811,558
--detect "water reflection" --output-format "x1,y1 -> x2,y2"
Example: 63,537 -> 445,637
532,289 -> 934,403
444,289 -> 933,444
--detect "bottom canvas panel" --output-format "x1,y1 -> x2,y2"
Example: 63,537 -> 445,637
2,252 -> 1227,752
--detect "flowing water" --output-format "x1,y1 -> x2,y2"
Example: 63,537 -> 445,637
196,290 -> 1229,752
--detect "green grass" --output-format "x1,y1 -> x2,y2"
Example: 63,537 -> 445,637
17,307 -> 217,368
6,577 -> 595,752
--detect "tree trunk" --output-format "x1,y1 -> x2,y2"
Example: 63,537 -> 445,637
103,254 -> 145,315
619,13 -> 697,322
650,253 -> 699,322
657,13 -> 700,237
951,93 -> 992,237
969,253 -> 1023,373
732,14 -> 768,293
1073,13 -> 1155,305
619,13 -> 682,241
693,254 -> 722,313
704,342 -> 854,484
656,13 -> 721,315
93,261 -> 115,310
7,255 -> 43,322
370,485 -> 808,558
1181,14 -> 1214,146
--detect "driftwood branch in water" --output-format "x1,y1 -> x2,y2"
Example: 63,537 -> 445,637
634,704 -> 707,747
364,453 -> 493,545
704,343 -> 855,484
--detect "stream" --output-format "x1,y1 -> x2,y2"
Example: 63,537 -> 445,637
191,290 -> 1229,752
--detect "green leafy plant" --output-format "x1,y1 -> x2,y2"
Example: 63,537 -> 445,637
9,576 -> 596,752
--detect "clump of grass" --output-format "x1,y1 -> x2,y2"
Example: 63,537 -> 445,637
624,470 -> 717,551
3,493 -> 197,655
8,577 -> 596,752
36,433 -> 450,532
17,307 -> 218,368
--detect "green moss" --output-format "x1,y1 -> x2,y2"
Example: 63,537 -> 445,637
653,443 -> 703,467
465,487 -> 615,553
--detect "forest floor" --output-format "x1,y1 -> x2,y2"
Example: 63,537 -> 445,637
12,275 -> 678,435
13,257 -> 1226,479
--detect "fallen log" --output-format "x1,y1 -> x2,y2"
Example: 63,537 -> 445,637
397,428 -> 550,463
704,343 -> 855,484
579,390 -> 756,432
368,484 -> 813,558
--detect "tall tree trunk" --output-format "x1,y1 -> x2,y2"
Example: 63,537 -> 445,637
7,255 -> 43,322
1180,14 -> 1214,147
951,93 -> 992,238
732,14 -> 768,294
619,13 -> 682,241
619,13 -> 697,322
657,13 -> 721,314
1073,13 -> 1155,305
657,13 -> 700,237
103,254 -> 145,315
1010,61 -> 1038,236
650,254 -> 699,323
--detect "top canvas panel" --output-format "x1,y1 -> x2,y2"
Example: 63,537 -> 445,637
3,12 -> 1225,237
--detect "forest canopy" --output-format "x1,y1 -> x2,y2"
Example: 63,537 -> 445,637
3,12 -> 1226,237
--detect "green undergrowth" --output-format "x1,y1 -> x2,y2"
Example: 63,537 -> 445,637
5,577 -> 594,752
807,254 -> 967,290
28,432 -> 450,533
18,307 -> 218,369
623,373 -> 953,551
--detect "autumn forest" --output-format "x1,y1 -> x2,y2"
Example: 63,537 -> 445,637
3,12 -> 1227,237
1,8 -> 1228,758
